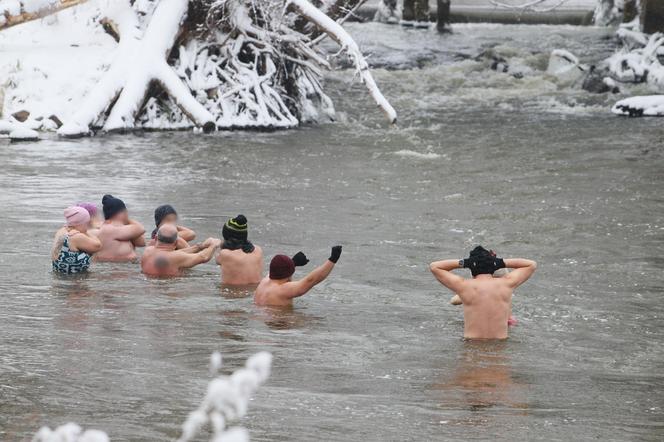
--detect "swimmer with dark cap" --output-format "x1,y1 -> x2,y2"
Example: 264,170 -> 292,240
95,195 -> 146,262
141,223 -> 222,277
215,215 -> 264,285
148,204 -> 196,249
429,246 -> 537,339
254,246 -> 342,307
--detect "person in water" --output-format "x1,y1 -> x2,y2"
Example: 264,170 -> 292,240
215,215 -> 264,285
95,194 -> 146,262
254,246 -> 342,307
51,206 -> 102,274
141,223 -> 221,277
429,246 -> 537,340
76,202 -> 103,230
449,267 -> 518,327
149,204 -> 196,249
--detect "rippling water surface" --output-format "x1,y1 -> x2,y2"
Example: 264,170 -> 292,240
1,23 -> 663,441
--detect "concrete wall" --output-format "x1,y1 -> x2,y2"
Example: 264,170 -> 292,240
358,0 -> 597,25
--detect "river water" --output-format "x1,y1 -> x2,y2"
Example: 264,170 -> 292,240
1,23 -> 663,441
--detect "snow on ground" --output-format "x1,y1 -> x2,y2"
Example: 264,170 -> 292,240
0,1 -> 114,128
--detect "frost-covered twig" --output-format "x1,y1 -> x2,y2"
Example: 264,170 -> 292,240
30,351 -> 271,442
289,0 -> 397,124
0,0 -> 87,30
488,0 -> 569,13
178,351 -> 273,442
32,422 -> 108,442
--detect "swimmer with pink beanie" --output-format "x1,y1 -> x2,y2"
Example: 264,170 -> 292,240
51,206 -> 102,274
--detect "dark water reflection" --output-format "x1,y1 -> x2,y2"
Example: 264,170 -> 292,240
1,23 -> 664,442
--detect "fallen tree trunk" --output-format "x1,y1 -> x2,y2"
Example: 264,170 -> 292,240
58,0 -> 215,136
289,0 -> 397,124
0,0 -> 87,30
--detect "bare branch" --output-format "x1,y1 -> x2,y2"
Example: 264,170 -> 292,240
289,0 -> 397,124
0,0 -> 87,31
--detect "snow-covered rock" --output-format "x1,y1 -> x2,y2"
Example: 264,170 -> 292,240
0,120 -> 15,134
546,49 -> 587,84
612,95 -> 664,116
9,127 -> 39,141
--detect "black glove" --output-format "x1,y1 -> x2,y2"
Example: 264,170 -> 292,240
329,245 -> 342,263
494,258 -> 506,270
292,251 -> 309,267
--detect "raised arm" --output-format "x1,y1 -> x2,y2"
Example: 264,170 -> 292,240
177,225 -> 196,242
114,219 -> 146,241
429,259 -> 467,294
503,258 -> 537,289
174,236 -> 191,250
69,232 -> 102,254
282,246 -> 342,299
283,261 -> 335,299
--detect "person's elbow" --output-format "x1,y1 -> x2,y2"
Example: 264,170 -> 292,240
529,260 -> 538,271
429,262 -> 437,273
180,228 -> 196,241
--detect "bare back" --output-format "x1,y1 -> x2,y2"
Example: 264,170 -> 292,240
254,277 -> 297,307
96,223 -> 140,262
457,278 -> 513,340
216,246 -> 264,285
141,246 -> 181,277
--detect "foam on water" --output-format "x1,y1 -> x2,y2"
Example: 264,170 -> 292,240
393,150 -> 442,159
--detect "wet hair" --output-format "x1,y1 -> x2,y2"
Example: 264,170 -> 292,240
157,229 -> 178,244
102,194 -> 126,220
467,246 -> 500,277
154,204 -> 177,228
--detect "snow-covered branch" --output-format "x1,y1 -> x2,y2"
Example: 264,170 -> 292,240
30,351 -> 272,442
0,0 -> 87,30
289,0 -> 397,124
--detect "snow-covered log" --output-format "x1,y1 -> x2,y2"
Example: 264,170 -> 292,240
0,0 -> 86,30
612,94 -> 664,116
289,0 -> 397,124
59,0 -> 215,136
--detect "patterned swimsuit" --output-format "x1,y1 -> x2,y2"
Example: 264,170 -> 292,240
52,235 -> 92,274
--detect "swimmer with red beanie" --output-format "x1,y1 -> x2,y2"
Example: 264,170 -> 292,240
254,246 -> 342,307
